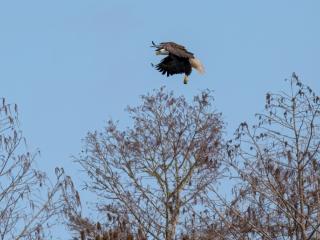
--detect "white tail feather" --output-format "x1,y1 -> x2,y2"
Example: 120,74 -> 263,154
189,58 -> 205,74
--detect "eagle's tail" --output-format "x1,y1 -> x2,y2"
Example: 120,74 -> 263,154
189,57 -> 205,74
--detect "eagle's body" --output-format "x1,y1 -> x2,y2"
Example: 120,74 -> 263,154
151,41 -> 204,84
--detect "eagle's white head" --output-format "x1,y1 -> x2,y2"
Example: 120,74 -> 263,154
155,48 -> 169,55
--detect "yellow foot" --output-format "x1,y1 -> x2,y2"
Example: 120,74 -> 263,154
183,75 -> 189,84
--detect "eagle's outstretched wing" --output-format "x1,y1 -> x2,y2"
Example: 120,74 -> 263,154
155,55 -> 192,77
163,42 -> 194,59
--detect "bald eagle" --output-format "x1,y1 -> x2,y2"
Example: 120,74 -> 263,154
151,41 -> 204,84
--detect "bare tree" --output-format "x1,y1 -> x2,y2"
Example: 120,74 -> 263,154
203,74 -> 320,240
69,87 -> 224,240
0,98 -> 76,240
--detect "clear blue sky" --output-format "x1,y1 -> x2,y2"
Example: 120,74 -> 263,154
1,0 -> 319,238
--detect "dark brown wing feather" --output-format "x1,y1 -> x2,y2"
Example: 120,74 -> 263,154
155,55 -> 192,77
159,42 -> 194,59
